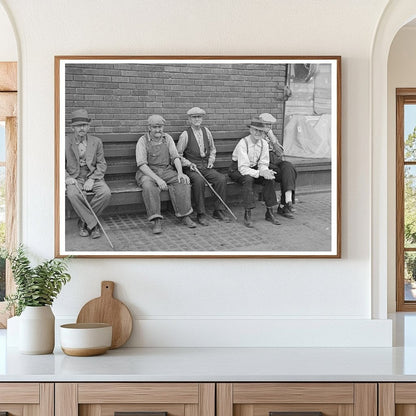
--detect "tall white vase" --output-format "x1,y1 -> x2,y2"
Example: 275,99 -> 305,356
19,306 -> 55,354
6,315 -> 20,347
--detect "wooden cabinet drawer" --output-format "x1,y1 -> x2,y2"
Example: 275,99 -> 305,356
0,383 -> 53,415
378,383 -> 416,415
56,383 -> 215,416
217,383 -> 377,416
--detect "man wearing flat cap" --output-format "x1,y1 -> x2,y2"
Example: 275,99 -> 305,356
65,109 -> 111,239
259,113 -> 297,219
229,117 -> 280,228
136,114 -> 196,234
177,107 -> 230,225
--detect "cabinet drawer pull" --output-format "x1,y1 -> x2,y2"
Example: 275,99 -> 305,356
270,413 -> 323,416
115,412 -> 167,416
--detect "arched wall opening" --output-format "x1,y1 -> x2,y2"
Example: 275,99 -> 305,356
387,20 -> 416,312
372,1 -> 416,318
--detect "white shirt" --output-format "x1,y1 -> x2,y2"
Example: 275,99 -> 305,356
231,135 -> 270,178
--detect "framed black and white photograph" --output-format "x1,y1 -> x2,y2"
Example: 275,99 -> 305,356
55,56 -> 341,258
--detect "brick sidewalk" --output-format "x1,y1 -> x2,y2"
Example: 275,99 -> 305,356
65,189 -> 332,253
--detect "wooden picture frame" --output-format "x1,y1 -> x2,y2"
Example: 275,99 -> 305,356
55,56 -> 341,258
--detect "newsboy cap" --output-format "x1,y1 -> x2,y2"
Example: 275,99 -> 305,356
187,107 -> 206,116
147,114 -> 166,125
247,117 -> 268,132
71,109 -> 91,126
259,113 -> 277,124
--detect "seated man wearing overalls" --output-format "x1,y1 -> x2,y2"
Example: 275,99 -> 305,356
135,115 -> 196,234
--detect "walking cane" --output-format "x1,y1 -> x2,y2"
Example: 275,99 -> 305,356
194,167 -> 237,220
74,181 -> 114,250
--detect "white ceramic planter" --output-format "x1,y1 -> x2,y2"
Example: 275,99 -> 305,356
6,315 -> 20,347
19,305 -> 55,354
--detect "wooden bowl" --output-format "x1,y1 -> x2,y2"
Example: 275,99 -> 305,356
60,323 -> 112,356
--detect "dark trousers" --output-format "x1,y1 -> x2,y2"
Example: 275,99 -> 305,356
66,166 -> 111,230
185,167 -> 227,214
272,161 -> 297,204
229,169 -> 277,210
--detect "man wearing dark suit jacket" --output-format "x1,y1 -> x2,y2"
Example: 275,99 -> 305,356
65,109 -> 111,239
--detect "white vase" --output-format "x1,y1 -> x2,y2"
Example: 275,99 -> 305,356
6,315 -> 20,347
19,306 -> 55,354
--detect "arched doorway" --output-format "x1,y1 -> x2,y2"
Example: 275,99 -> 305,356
387,14 -> 416,312
371,1 -> 416,317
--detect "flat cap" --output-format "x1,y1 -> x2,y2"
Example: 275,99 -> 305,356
71,109 -> 91,126
187,107 -> 206,116
259,113 -> 277,124
247,117 -> 268,132
147,114 -> 166,125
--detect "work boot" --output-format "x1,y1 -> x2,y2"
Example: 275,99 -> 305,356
286,201 -> 296,213
197,213 -> 209,226
278,203 -> 294,219
90,225 -> 101,239
152,218 -> 162,234
244,209 -> 254,228
78,219 -> 89,237
213,210 -> 231,223
182,216 -> 197,228
265,207 -> 281,225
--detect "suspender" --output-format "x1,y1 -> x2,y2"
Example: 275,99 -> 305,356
244,137 -> 263,166
145,133 -> 167,151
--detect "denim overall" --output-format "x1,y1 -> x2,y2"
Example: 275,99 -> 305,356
136,135 -> 192,221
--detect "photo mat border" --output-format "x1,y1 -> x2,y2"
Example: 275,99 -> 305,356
54,55 -> 341,258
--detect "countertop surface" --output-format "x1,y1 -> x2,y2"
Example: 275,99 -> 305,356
3,345 -> 416,382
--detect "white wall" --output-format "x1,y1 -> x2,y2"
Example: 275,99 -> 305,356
0,0 -> 394,347
387,26 -> 416,312
0,2 -> 16,61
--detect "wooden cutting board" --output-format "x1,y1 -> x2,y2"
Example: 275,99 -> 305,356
76,281 -> 133,349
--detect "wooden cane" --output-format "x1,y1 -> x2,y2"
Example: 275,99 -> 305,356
73,181 -> 114,249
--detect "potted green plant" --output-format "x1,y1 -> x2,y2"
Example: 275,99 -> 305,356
4,245 -> 71,354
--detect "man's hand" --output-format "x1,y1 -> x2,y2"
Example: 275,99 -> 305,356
207,162 -> 214,169
83,178 -> 95,192
65,177 -> 77,186
260,169 -> 275,180
156,178 -> 168,191
189,163 -> 197,171
266,129 -> 278,143
178,173 -> 190,185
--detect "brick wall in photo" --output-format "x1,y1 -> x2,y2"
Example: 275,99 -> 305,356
64,62 -> 286,140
